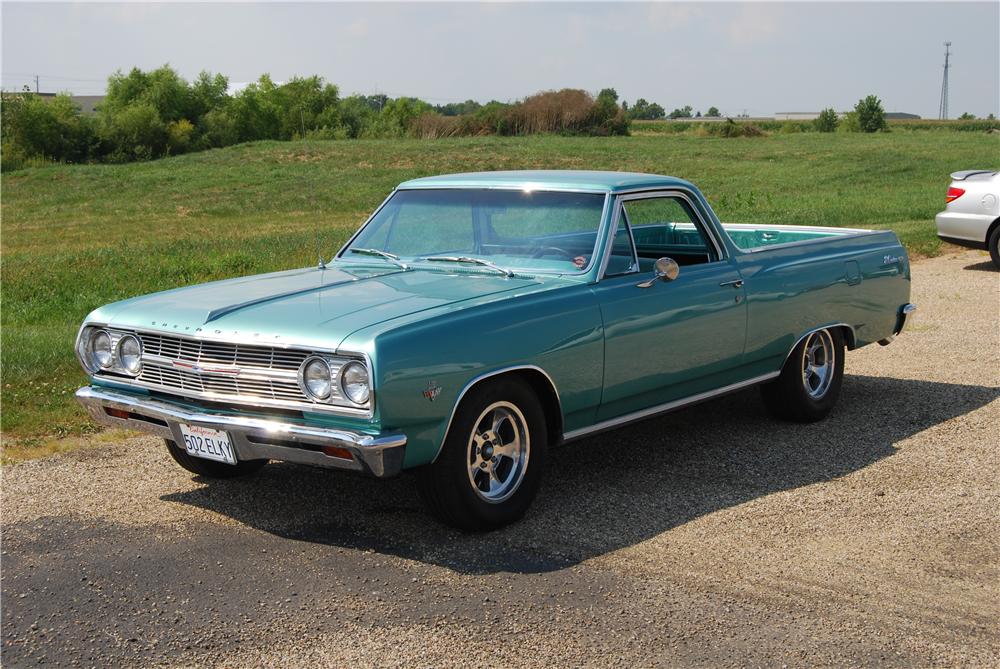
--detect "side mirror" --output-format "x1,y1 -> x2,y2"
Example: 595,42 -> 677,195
637,257 -> 680,288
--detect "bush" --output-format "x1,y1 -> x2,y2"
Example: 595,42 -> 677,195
814,108 -> 839,132
100,102 -> 168,161
1,91 -> 96,164
854,95 -> 887,133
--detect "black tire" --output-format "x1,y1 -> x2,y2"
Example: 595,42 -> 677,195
416,378 -> 547,531
165,439 -> 268,478
760,327 -> 845,423
988,224 -> 1000,269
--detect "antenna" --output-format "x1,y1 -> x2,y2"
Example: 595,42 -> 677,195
938,42 -> 951,120
316,229 -> 326,270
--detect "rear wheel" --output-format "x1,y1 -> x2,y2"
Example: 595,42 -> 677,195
165,439 -> 267,478
988,225 -> 1000,269
760,327 -> 845,423
416,378 -> 546,531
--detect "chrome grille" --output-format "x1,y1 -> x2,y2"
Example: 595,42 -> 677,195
139,333 -> 310,372
92,330 -> 363,413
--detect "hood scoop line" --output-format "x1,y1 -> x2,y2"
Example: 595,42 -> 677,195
203,269 -> 398,324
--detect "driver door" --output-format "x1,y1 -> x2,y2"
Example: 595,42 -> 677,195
593,193 -> 748,421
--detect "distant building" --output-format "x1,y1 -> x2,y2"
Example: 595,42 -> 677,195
774,112 -> 827,121
775,111 -> 922,121
33,92 -> 105,114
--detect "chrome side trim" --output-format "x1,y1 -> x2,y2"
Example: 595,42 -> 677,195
432,364 -> 563,464
76,385 -> 405,477
782,323 -> 858,366
562,372 -> 780,442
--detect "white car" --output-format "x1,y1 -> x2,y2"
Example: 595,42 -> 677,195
935,170 -> 1000,268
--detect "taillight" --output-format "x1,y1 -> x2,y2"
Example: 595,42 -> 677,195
946,187 -> 965,203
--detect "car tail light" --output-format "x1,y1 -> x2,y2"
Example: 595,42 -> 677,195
946,187 -> 965,203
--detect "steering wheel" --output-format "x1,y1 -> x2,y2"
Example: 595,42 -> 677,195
530,246 -> 576,259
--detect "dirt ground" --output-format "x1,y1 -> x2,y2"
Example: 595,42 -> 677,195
3,249 -> 998,668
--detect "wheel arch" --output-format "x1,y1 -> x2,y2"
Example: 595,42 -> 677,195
433,365 -> 564,463
782,323 -> 856,368
986,216 -> 1000,246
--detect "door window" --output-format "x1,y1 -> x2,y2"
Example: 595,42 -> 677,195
623,196 -> 717,267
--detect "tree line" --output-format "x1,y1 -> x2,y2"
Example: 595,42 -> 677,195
0,67 -> 637,169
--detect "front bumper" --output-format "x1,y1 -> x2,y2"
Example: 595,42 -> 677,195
76,385 -> 407,477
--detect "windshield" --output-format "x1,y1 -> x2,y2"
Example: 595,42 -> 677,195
340,189 -> 608,274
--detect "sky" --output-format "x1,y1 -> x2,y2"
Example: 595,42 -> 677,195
2,1 -> 997,118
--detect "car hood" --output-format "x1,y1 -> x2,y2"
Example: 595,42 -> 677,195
90,263 -> 560,350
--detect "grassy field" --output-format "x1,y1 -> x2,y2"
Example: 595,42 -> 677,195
2,130 -> 997,452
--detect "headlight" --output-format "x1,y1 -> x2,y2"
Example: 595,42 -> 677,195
117,334 -> 142,375
300,357 -> 333,400
340,361 -> 370,405
91,330 -> 114,369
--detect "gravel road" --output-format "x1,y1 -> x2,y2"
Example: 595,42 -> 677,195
3,249 -> 999,668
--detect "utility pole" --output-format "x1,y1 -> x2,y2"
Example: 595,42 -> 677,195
939,42 -> 951,120
35,75 -> 39,93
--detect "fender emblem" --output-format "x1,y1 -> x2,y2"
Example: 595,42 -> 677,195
883,255 -> 901,265
423,382 -> 442,402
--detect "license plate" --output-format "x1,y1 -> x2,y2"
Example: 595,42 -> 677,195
179,423 -> 236,465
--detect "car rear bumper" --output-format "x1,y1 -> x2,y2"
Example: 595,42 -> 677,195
879,303 -> 917,346
76,385 -> 407,477
935,211 -> 990,248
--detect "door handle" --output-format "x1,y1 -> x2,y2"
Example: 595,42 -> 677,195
719,279 -> 744,288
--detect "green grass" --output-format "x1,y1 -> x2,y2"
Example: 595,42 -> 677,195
2,131 -> 997,446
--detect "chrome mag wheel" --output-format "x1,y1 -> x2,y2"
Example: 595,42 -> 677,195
801,329 -> 836,399
466,401 -> 530,504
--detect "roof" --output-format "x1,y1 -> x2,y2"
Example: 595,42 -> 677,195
398,170 -> 694,193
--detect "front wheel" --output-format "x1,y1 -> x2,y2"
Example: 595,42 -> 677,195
165,439 -> 268,478
760,327 -> 845,423
416,379 -> 547,531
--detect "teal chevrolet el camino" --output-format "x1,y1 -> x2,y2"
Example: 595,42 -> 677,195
76,171 -> 915,530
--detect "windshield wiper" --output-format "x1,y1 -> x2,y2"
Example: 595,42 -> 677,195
349,248 -> 409,270
417,256 -> 514,277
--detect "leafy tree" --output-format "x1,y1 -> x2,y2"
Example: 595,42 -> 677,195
338,95 -> 378,138
190,71 -> 229,119
958,112 -> 976,120
814,107 -> 839,132
668,105 -> 693,119
627,98 -> 665,120
854,95 -> 886,132
1,91 -> 95,164
433,99 -> 482,116
100,102 -> 168,161
103,65 -> 194,123
695,110 -> 702,118
596,88 -> 619,105
589,88 -> 629,135
706,106 -> 720,117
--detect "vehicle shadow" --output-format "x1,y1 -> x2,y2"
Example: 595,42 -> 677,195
963,260 -> 997,272
162,374 -> 999,574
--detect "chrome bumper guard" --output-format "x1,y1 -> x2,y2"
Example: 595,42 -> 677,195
76,386 -> 407,477
879,303 -> 917,346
